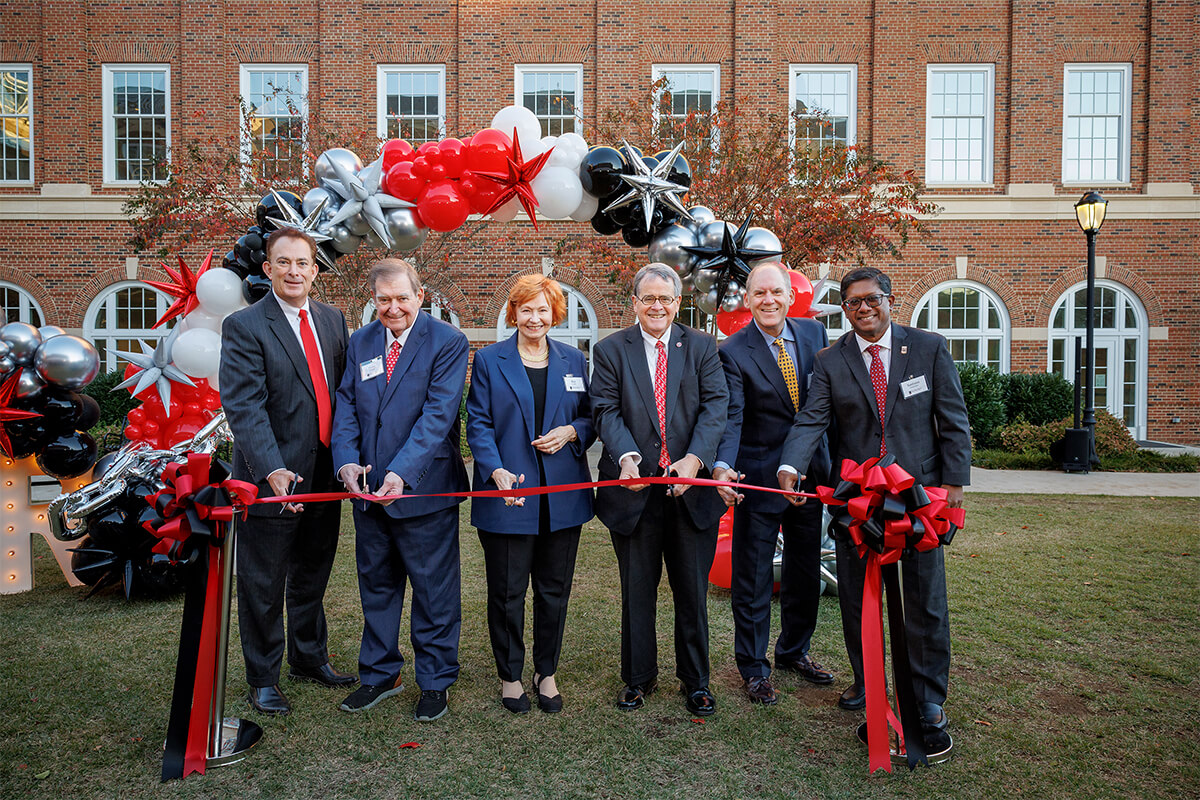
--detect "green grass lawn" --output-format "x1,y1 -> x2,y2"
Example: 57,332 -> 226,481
1,495 -> 1196,799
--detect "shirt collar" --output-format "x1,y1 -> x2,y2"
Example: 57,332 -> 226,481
385,316 -> 416,349
754,320 -> 792,347
272,290 -> 310,321
638,323 -> 672,349
855,325 -> 892,354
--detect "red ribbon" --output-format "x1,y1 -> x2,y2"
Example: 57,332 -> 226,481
145,453 -> 258,545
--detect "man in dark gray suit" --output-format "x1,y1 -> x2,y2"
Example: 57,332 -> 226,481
220,228 -> 355,716
591,262 -> 729,717
777,266 -> 970,755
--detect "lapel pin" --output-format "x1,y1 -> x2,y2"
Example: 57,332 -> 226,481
675,341 -> 682,348
901,346 -> 908,354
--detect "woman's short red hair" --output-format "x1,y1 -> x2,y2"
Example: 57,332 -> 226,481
506,274 -> 567,327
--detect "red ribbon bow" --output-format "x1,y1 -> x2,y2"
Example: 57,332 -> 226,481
144,453 -> 258,545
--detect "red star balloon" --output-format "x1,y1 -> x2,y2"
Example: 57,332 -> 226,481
143,250 -> 214,329
474,128 -> 554,231
0,371 -> 42,458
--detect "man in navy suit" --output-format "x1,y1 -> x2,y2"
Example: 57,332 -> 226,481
332,259 -> 470,720
713,262 -> 834,706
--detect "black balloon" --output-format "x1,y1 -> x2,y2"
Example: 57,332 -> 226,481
36,431 -> 98,479
39,388 -> 84,433
607,197 -> 637,227
91,450 -> 120,482
77,393 -> 100,431
622,223 -> 652,248
654,149 -> 692,188
242,273 -> 273,304
618,143 -> 643,164
579,146 -> 627,197
641,155 -> 660,172
590,211 -> 623,236
255,191 -> 303,229
4,417 -> 52,459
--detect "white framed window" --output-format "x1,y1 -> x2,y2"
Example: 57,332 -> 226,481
913,281 -> 1009,372
497,284 -> 597,359
925,65 -> 994,185
652,64 -> 720,150
0,281 -> 43,326
1048,280 -> 1147,437
0,65 -> 33,183
377,65 -> 445,145
514,65 -> 583,137
240,64 -> 307,180
1063,63 -> 1131,185
83,282 -> 172,372
814,284 -> 852,340
360,297 -> 460,328
102,65 -> 170,184
789,65 -> 857,153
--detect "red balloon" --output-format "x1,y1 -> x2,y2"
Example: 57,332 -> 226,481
387,161 -> 426,202
411,156 -> 431,178
429,164 -> 447,181
716,307 -> 753,335
460,135 -> 473,149
466,128 -> 513,175
202,391 -> 221,411
418,141 -> 442,160
416,180 -> 470,232
381,138 -> 415,171
438,138 -> 467,178
469,181 -> 503,214
142,420 -> 160,437
787,269 -> 815,318
458,176 -> 477,196
124,424 -> 141,440
127,407 -> 145,424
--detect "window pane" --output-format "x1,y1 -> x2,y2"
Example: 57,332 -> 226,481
110,68 -> 168,181
926,68 -> 989,184
1064,67 -> 1126,182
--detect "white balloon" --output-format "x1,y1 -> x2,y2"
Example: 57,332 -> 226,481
569,191 -> 600,222
490,196 -> 522,223
172,328 -> 223,379
208,369 -> 220,393
531,166 -> 584,220
182,307 -> 225,334
490,105 -> 542,154
196,269 -> 244,316
557,132 -> 589,166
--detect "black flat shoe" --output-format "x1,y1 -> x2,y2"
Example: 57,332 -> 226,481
501,693 -> 531,714
534,674 -> 563,714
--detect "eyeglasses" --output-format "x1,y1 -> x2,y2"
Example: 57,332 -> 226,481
637,295 -> 678,307
841,293 -> 888,311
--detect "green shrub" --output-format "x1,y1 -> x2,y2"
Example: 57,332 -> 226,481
956,362 -> 1006,448
1003,371 -> 1074,425
81,369 -> 139,428
992,408 -> 1139,461
971,448 -> 1056,470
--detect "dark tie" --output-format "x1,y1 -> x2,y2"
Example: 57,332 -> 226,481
867,343 -> 887,456
654,340 -> 670,469
775,337 -> 800,410
386,339 -> 401,381
298,308 -> 331,448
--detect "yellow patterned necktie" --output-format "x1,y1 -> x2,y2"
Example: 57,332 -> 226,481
775,337 -> 800,410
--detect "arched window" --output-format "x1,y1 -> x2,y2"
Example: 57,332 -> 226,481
913,281 -> 1010,371
83,282 -> 172,372
496,283 -> 598,359
0,281 -> 44,326
1048,280 -> 1147,438
814,283 -> 852,341
360,297 -> 461,328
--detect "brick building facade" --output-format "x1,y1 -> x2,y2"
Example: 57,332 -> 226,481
1,1 -> 1196,443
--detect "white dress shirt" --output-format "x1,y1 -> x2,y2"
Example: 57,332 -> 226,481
273,290 -> 328,386
619,324 -> 673,468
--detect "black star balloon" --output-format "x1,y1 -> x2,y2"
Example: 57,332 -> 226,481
681,215 -> 783,285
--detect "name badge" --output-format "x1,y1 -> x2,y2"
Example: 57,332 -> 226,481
360,356 -> 384,381
900,375 -> 929,399
564,375 -> 586,392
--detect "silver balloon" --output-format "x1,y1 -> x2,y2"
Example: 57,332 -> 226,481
692,268 -> 720,294
0,356 -> 13,375
648,224 -> 699,276
384,208 -> 428,252
688,205 -> 718,229
302,186 -> 336,217
696,220 -> 736,250
0,321 -> 42,365
742,227 -> 784,267
680,273 -> 695,295
15,366 -> 44,399
346,211 -> 372,237
315,148 -> 363,190
694,287 -> 720,315
363,228 -> 386,249
0,339 -> 9,360
38,325 -> 66,340
328,224 -> 362,255
34,335 -> 100,390
721,286 -> 747,313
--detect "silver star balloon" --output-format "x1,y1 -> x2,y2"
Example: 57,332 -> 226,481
264,188 -> 338,273
111,326 -> 195,410
602,140 -> 695,233
325,156 -> 414,249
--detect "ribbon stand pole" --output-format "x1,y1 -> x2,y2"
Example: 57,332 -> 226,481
206,516 -> 262,767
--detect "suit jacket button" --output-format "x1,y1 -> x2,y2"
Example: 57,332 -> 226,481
377,420 -> 383,429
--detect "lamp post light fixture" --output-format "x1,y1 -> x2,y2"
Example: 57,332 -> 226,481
1074,190 -> 1108,467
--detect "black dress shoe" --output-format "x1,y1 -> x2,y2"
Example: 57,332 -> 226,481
744,676 -> 778,705
776,654 -> 835,685
534,674 -> 563,714
615,679 -> 657,711
289,662 -> 358,688
248,684 -> 291,715
501,693 -> 531,714
918,702 -> 948,731
837,683 -> 866,710
683,686 -> 716,716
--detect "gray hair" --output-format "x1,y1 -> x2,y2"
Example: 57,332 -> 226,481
632,262 -> 682,298
746,261 -> 792,293
369,258 -> 423,295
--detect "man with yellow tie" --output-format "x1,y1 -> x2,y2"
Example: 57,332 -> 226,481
712,262 -> 834,706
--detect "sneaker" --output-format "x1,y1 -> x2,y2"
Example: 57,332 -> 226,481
414,689 -> 448,721
339,679 -> 403,713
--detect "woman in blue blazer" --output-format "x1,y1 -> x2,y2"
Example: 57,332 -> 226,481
466,275 -> 596,714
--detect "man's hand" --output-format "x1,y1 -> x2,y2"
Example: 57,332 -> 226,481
268,468 -> 304,514
712,466 -> 744,507
942,484 -> 964,509
665,454 -> 703,497
492,468 -> 526,507
619,455 -> 647,491
374,471 -> 406,506
338,463 -> 372,495
531,425 -> 577,455
777,470 -> 807,506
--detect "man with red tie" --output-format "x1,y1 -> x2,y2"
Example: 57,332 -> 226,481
220,228 -> 355,716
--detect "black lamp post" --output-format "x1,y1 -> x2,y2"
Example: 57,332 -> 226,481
1074,190 -> 1108,464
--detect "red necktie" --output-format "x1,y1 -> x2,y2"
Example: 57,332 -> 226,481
654,340 -> 671,469
386,339 -> 401,381
867,343 -> 887,456
298,308 -> 331,447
